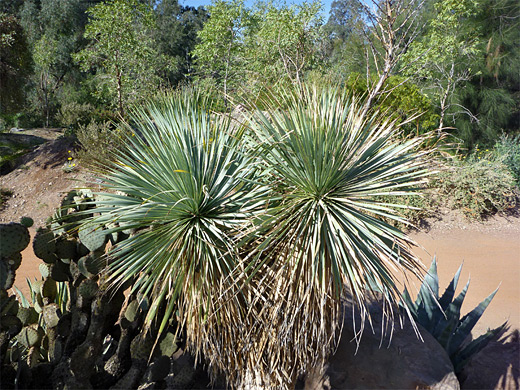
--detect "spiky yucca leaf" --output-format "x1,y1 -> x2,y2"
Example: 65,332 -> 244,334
240,86 -> 432,387
83,93 -> 266,380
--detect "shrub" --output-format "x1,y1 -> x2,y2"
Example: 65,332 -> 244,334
373,190 -> 438,228
493,134 -> 520,186
75,120 -> 130,171
436,154 -> 517,219
55,102 -> 95,129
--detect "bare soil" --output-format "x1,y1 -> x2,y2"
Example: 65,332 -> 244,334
0,129 -> 101,227
2,129 -> 519,340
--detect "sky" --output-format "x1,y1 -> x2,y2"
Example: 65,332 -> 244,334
180,0 -> 335,18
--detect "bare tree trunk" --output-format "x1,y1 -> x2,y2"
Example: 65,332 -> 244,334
115,65 -> 124,118
358,0 -> 426,118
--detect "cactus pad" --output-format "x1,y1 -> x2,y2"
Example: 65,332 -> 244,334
17,306 -> 39,326
17,325 -> 41,348
148,355 -> 171,382
50,261 -> 71,282
130,334 -> 154,360
77,254 -> 102,278
0,222 -> 30,257
33,228 -> 57,263
20,216 -> 34,228
41,279 -> 57,300
1,315 -> 22,337
42,304 -> 61,328
78,223 -> 107,252
78,279 -> 98,300
55,238 -> 77,261
0,261 -> 15,290
159,331 -> 179,357
5,252 -> 22,270
39,263 -> 51,279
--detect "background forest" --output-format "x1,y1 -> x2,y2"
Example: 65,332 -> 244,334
1,0 -> 518,150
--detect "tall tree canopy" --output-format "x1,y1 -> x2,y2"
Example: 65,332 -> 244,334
74,0 -> 160,116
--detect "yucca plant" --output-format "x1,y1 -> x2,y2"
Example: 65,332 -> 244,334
402,258 -> 506,374
237,86 -> 434,387
81,92 -> 266,381
82,87 -> 434,389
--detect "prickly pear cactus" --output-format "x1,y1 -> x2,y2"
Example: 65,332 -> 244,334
0,191 -> 207,390
0,222 -> 30,257
78,223 -> 107,252
33,227 -> 57,263
20,216 -> 34,228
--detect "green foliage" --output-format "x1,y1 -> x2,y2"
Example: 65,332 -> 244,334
74,121 -> 130,171
193,0 -> 324,103
19,0 -> 90,127
453,0 -> 520,148
0,13 -> 32,115
55,101 -> 95,129
436,153 -> 517,220
323,0 -> 370,75
493,134 -> 520,185
344,73 -> 438,135
74,0 -> 161,116
154,0 -> 208,86
247,1 -> 324,86
0,187 -> 13,209
402,258 -> 506,374
193,0 -> 252,101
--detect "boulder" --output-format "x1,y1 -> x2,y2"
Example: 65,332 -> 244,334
460,330 -> 519,390
305,302 -> 459,390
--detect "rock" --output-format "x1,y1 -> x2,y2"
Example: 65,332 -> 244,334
460,330 -> 519,390
305,302 -> 459,390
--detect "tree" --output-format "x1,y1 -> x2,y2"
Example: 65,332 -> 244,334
454,0 -> 520,147
402,0 -> 481,134
192,0 -> 251,104
74,0 -> 160,116
19,0 -> 90,126
248,1 -> 324,87
324,0 -> 367,75
0,13 -> 31,116
154,0 -> 208,86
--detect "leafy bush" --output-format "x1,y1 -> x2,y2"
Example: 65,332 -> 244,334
373,191 -> 438,228
402,258 -> 506,375
0,187 -> 13,209
436,154 -> 517,219
493,134 -> 520,186
75,120 -> 130,171
56,102 -> 95,129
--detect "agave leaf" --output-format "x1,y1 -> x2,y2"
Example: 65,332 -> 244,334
13,286 -> 30,308
451,322 -> 507,374
400,287 -> 418,318
438,262 -> 463,311
436,278 -> 470,348
430,262 -> 464,338
415,258 -> 442,333
447,287 -> 499,356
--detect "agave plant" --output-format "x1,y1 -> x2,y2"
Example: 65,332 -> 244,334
235,86 -> 433,387
83,87 -> 433,389
402,258 -> 506,374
